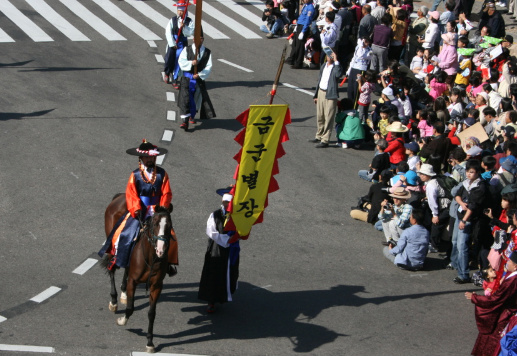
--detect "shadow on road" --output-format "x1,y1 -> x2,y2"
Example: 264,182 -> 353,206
0,109 -> 55,121
124,281 -> 464,353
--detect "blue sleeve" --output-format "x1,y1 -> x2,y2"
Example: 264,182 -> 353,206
301,4 -> 315,33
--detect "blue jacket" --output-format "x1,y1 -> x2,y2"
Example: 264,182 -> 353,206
390,224 -> 429,268
297,2 -> 315,33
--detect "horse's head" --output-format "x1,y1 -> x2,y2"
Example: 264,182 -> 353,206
149,207 -> 172,259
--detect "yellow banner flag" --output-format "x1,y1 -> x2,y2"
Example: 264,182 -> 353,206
227,104 -> 290,238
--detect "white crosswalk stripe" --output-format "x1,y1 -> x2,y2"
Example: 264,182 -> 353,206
91,0 -> 161,41
60,0 -> 126,41
0,0 -> 53,42
0,0 -> 268,43
26,0 -> 90,41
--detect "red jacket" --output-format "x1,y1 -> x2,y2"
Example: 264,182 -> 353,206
385,136 -> 406,164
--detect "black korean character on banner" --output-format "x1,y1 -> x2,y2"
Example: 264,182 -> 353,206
237,198 -> 259,218
252,116 -> 274,135
246,144 -> 267,162
241,170 -> 259,190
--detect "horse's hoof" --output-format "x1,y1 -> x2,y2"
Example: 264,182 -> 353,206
146,345 -> 155,353
120,292 -> 127,305
116,316 -> 128,326
109,302 -> 118,312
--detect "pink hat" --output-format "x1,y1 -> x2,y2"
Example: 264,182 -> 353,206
428,11 -> 440,20
441,32 -> 456,46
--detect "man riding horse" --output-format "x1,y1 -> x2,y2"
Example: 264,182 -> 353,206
99,139 -> 177,276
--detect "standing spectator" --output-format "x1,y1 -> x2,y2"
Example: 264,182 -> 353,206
198,194 -> 240,313
418,11 -> 440,51
478,2 -> 506,39
438,1 -> 455,35
285,0 -> 315,69
451,160 -> 489,284
420,121 -> 452,167
384,208 -> 429,270
356,69 -> 377,123
311,52 -> 343,148
407,6 -> 429,61
320,12 -> 339,51
388,8 -> 407,61
358,4 -> 377,40
437,32 -> 458,85
370,13 -> 394,73
346,37 -> 373,103
418,163 -> 453,253
371,0 -> 386,23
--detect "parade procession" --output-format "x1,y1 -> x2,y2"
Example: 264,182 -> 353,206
5,0 -> 517,354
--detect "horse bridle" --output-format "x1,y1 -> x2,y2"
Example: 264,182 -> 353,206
143,212 -> 172,257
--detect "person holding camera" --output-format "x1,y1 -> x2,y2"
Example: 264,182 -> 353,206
377,187 -> 413,246
383,208 -> 429,270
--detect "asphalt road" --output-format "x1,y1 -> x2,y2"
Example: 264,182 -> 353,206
0,1 -> 479,355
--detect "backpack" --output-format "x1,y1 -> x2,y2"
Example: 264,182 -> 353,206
434,175 -> 458,200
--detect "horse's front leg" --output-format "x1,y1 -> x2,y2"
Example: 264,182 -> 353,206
117,276 -> 136,326
108,269 -> 118,312
120,268 -> 129,305
146,281 -> 164,353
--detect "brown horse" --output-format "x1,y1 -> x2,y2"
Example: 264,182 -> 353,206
102,194 -> 174,353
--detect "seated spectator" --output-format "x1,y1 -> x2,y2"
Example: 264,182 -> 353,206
481,155 -> 497,180
390,161 -> 410,186
383,208 -> 429,270
358,138 -> 391,182
449,147 -> 467,182
377,187 -> 413,245
419,121 -> 452,169
491,159 -> 517,192
261,0 -> 287,38
335,108 -> 365,148
384,122 -> 408,168
350,169 -> 393,224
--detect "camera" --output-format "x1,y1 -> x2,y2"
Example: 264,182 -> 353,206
388,239 -> 397,247
385,202 -> 392,209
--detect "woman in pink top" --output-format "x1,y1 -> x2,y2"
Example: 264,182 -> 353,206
428,71 -> 448,99
437,31 -> 458,84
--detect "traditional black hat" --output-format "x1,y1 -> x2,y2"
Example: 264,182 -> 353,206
510,251 -> 517,264
126,139 -> 168,157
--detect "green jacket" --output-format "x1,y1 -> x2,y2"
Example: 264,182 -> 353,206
336,110 -> 365,141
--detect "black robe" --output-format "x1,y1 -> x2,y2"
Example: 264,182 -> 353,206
198,208 -> 239,304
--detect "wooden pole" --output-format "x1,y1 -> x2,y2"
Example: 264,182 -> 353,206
269,44 -> 288,105
193,0 -> 203,75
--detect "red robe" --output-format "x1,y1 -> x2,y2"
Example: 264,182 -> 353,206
471,272 -> 517,356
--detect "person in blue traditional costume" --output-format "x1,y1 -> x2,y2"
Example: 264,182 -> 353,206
198,193 -> 240,313
177,31 -> 216,131
99,139 -> 178,276
163,0 -> 195,89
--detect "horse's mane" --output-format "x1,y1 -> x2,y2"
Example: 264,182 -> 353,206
154,206 -> 170,215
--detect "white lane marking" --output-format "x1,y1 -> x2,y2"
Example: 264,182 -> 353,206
28,231 -> 37,240
155,54 -> 165,63
409,273 -> 428,278
0,27 -> 14,42
125,0 -> 169,28
202,1 -> 261,39
167,111 -> 176,121
162,130 -> 174,141
0,0 -> 53,42
156,155 -> 165,165
91,0 -> 161,41
155,0 -> 229,40
281,82 -> 314,96
133,353 -> 208,356
26,0 -> 90,41
72,258 -> 98,275
0,315 -> 7,323
148,40 -> 157,47
70,172 -> 79,179
0,344 -> 54,353
166,92 -> 175,101
60,0 -> 126,41
242,0 -> 267,13
215,0 -> 263,27
30,286 -> 61,303
218,59 -> 253,73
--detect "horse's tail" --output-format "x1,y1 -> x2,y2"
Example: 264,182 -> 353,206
99,254 -> 115,273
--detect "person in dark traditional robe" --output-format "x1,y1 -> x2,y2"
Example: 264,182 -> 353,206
198,193 -> 240,313
465,251 -> 517,356
177,34 -> 215,131
163,1 -> 194,88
